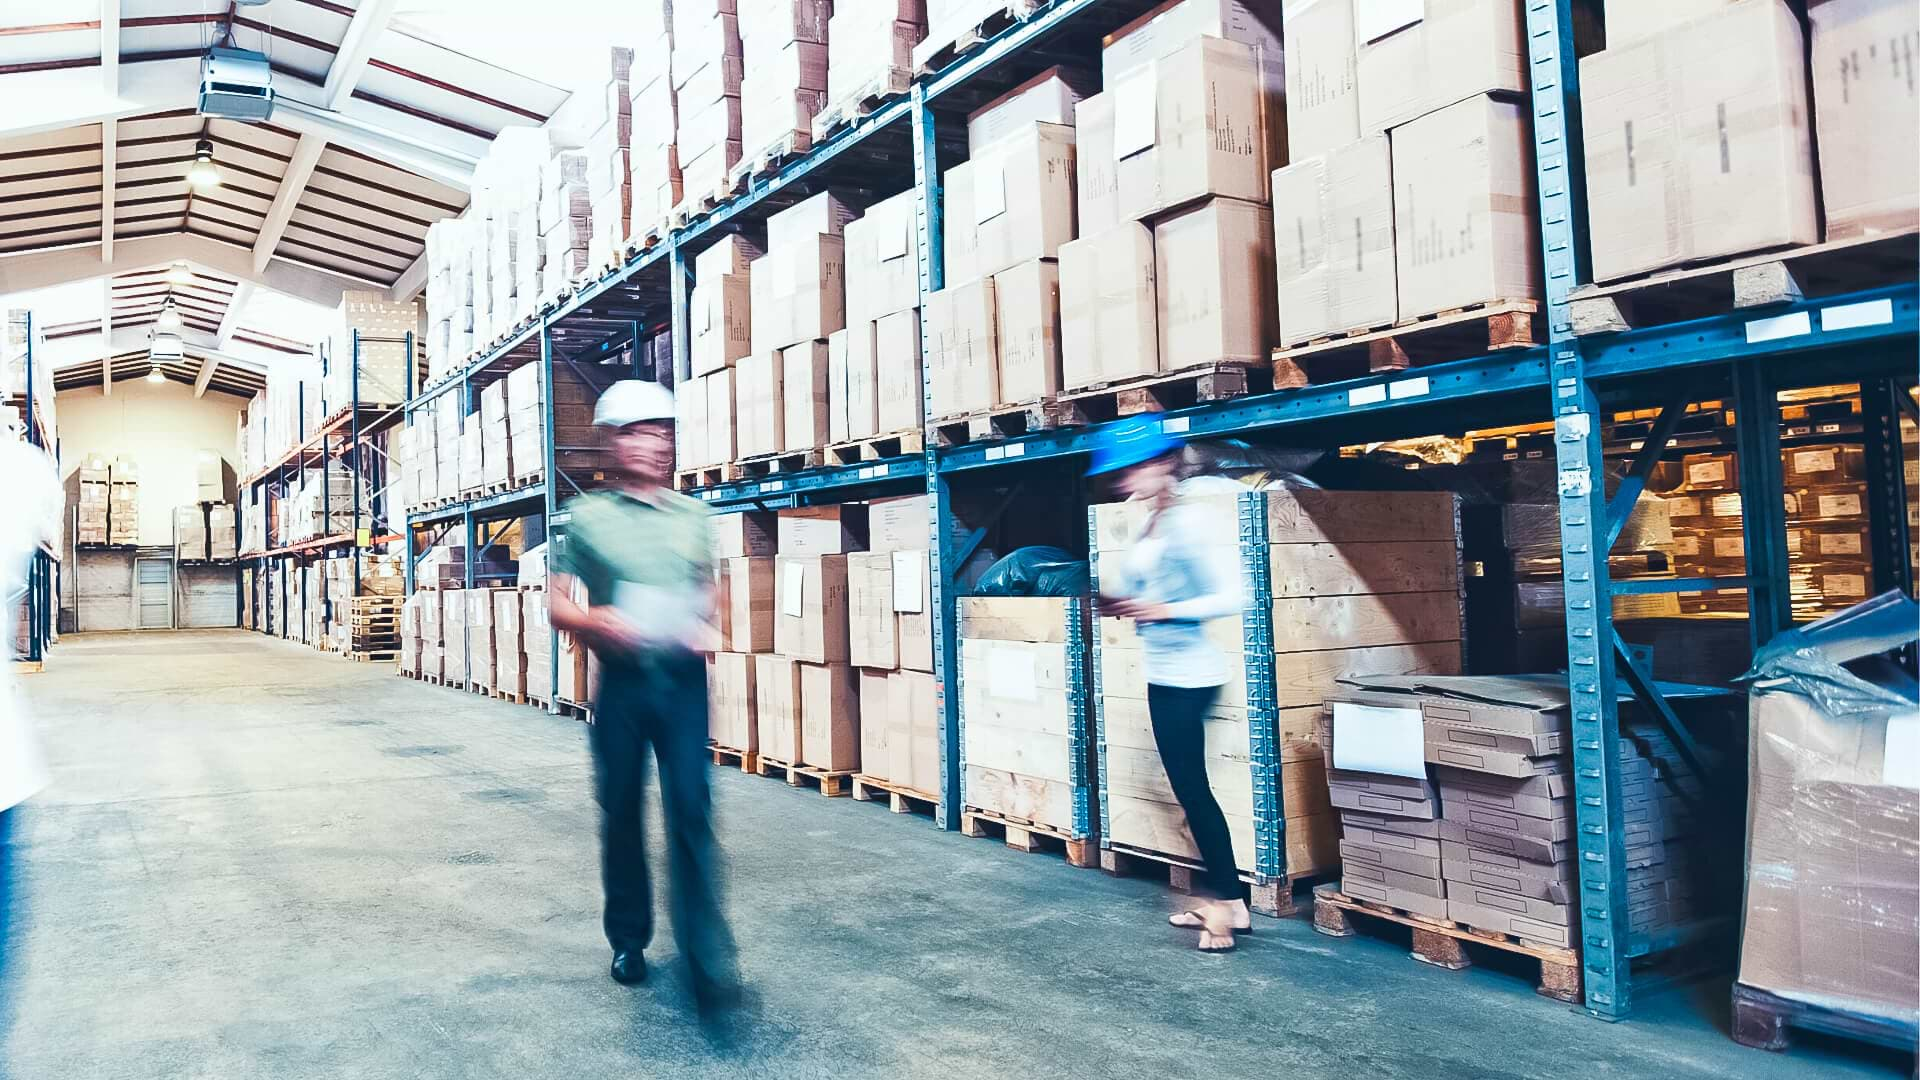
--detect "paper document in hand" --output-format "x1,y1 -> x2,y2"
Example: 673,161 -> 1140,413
614,581 -> 707,647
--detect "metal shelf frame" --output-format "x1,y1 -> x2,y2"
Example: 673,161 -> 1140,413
11,311 -> 58,666
382,0 -> 1918,1021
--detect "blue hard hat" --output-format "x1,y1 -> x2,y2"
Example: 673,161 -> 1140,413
1086,416 -> 1181,476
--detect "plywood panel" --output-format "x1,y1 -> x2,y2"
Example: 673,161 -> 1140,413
962,719 -> 1077,784
1265,489 -> 1458,544
965,764 -> 1079,830
1267,540 -> 1460,598
1271,641 -> 1464,707
1272,590 -> 1462,651
959,596 -> 1075,643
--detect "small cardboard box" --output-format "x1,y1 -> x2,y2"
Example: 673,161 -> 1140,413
1272,134 -> 1397,346
774,554 -> 851,663
943,122 -> 1077,285
1154,197 -> 1276,366
1342,857 -> 1448,898
926,277 -> 1000,417
1282,0 -> 1360,161
1060,221 -> 1158,390
1809,0 -> 1920,239
781,339 -> 832,452
992,257 -> 1062,405
1355,0 -> 1527,133
1339,837 -> 1443,880
1435,767 -> 1571,821
799,661 -> 860,772
1341,809 -> 1442,839
778,504 -> 869,555
1580,0 -> 1818,282
1439,818 -> 1572,865
1445,896 -> 1575,948
1342,875 -> 1449,919
1391,94 -> 1540,319
1440,796 -> 1573,842
1441,843 -> 1576,904
1327,769 -> 1439,819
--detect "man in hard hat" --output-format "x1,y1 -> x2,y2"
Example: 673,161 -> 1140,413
547,379 -> 741,1013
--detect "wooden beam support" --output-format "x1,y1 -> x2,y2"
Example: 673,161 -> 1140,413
192,353 -> 218,398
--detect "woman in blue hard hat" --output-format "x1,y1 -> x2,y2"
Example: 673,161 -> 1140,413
1089,417 -> 1249,953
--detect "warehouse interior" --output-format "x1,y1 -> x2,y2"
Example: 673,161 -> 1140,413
2,1 -> 1916,1077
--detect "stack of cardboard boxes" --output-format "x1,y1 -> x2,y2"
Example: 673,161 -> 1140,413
504,362 -> 548,488
108,457 -> 140,545
76,455 -> 109,545
284,462 -> 366,542
755,506 -> 866,771
631,0 -> 682,227
738,0 -> 832,170
848,497 -> 939,795
819,0 -> 922,136
539,152 -> 593,294
683,235 -> 763,469
208,504 -> 237,560
710,512 -> 777,753
837,189 -> 924,442
586,48 -> 637,269
1271,0 -> 1536,347
173,505 -> 207,562
674,0 -> 745,202
322,292 -> 422,410
425,216 -> 475,367
738,192 -> 853,459
478,380 -> 514,490
432,382 -> 464,500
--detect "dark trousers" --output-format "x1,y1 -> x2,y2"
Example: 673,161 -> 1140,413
0,807 -> 14,1026
591,650 -> 738,991
1147,682 -> 1244,902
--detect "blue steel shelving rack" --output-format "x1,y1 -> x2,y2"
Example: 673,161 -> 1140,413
390,0 -> 1920,1020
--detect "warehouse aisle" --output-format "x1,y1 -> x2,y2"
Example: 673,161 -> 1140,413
6,632 -> 1902,1079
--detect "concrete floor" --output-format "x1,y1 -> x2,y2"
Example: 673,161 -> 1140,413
4,630 -> 1903,1079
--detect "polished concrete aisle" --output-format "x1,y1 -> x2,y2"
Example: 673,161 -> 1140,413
6,631 -> 1898,1079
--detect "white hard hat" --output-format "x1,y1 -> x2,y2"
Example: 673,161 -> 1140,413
593,379 -> 677,428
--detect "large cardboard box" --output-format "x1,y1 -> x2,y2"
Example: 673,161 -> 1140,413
843,188 -> 921,323
875,308 -> 925,432
722,556 -> 777,652
1113,36 -> 1276,223
992,258 -> 1062,405
867,494 -> 929,553
1391,95 -> 1540,318
967,65 -> 1095,148
1073,92 -> 1119,236
1809,0 -> 1920,240
858,668 -> 894,776
715,510 -> 778,558
712,651 -> 759,751
774,554 -> 851,662
799,661 -> 861,771
1283,0 -> 1360,160
926,277 -> 1000,417
493,589 -> 527,696
1272,134 -> 1397,345
749,235 -> 847,354
1100,0 -> 1284,87
705,369 -> 737,465
735,350 -> 785,458
890,669 -> 943,796
781,340 -> 831,452
778,504 -> 869,555
1153,197 -> 1276,367
690,272 -> 752,375
754,654 -> 803,763
943,122 -> 1077,285
1602,0 -> 1741,43
847,552 -> 899,669
1355,0 -> 1527,133
1580,0 -> 1818,282
1060,221 -> 1158,390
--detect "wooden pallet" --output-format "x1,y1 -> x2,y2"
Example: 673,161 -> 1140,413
1058,361 -> 1264,422
824,428 -> 925,465
729,131 -> 814,189
930,396 -> 1074,448
810,67 -> 914,142
1312,885 -> 1582,1003
490,688 -> 528,705
1270,300 -> 1540,389
963,807 -> 1095,867
755,755 -> 853,797
1101,842 -> 1305,919
1567,228 -> 1920,336
557,697 -> 593,721
1730,981 -> 1919,1055
853,774 -> 938,817
674,463 -> 739,491
349,650 -> 399,663
734,448 -> 826,479
913,0 -> 1044,74
710,741 -> 760,774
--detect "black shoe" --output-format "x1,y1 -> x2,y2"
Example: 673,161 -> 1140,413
610,949 -> 647,985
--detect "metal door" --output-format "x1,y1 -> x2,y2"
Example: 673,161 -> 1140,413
136,558 -> 172,629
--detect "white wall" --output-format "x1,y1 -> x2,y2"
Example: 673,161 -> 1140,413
57,380 -> 243,546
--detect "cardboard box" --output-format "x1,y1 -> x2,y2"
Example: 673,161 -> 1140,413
767,189 -> 859,248
714,510 -> 778,558
1342,875 -> 1449,919
1436,767 -> 1570,820
1809,0 -> 1920,239
1439,818 -> 1572,865
1580,0 -> 1818,282
847,552 -> 899,669
1100,0 -> 1285,87
711,651 -> 759,751
891,669 -> 942,794
866,494 -> 929,554
992,258 -> 1062,405
896,550 -> 934,672
1113,37 -> 1276,223
943,122 -> 1077,285
1342,857 -> 1448,898
774,554 -> 851,663
836,323 -> 871,441
722,556 -> 777,652
754,654 -> 802,763
1073,92 -> 1119,236
1355,0 -> 1526,133
859,668 -> 894,777
705,369 -> 738,464
1327,769 -> 1439,819
1441,796 -> 1572,842
735,350 -> 785,458
1602,0 -> 1742,43
843,188 -> 921,323
1339,837 -> 1443,880
690,272 -> 752,375
749,235 -> 847,354
1272,134 -> 1397,345
1154,197 -> 1276,366
967,65 -> 1096,149
1392,94 -> 1540,318
926,277 -> 1000,417
1445,896 -> 1575,948
875,308 -> 925,433
778,504 -> 869,555
1342,809 -> 1442,840
1060,222 -> 1158,390
799,661 -> 861,771
1283,0 -> 1360,160
781,340 -> 832,452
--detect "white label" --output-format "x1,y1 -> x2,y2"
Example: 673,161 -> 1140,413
985,446 -> 1006,461
1823,573 -> 1867,598
987,646 -> 1038,702
1003,443 -> 1026,458
1819,493 -> 1863,517
973,155 -> 1007,223
1816,422 -> 1842,434
1389,376 -> 1431,400
1668,496 -> 1701,519
1793,448 -> 1837,474
1712,536 -> 1745,558
1785,529 -> 1802,554
1670,536 -> 1701,556
878,210 -> 911,261
891,550 -> 925,613
1347,384 -> 1388,407
1162,416 -> 1190,434
1884,710 -> 1920,791
1711,494 -> 1744,518
1821,297 -> 1894,333
764,480 -> 786,493
1745,311 -> 1811,344
1818,532 -> 1863,555
781,562 -> 807,617
1687,460 -> 1727,486
1112,70 -> 1158,159
1331,701 -> 1427,779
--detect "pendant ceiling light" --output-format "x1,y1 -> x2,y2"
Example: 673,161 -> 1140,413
146,367 -> 167,384
157,299 -> 182,331
186,138 -> 222,189
166,261 -> 194,286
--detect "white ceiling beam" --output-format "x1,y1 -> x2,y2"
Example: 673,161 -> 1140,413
216,281 -> 256,348
101,119 -> 117,264
323,0 -> 398,110
0,234 -> 366,309
41,327 -> 274,374
99,279 -> 112,396
272,98 -> 474,193
192,353 -> 218,398
252,135 -> 325,273
389,251 -> 428,302
101,1 -> 120,93
0,57 -> 199,141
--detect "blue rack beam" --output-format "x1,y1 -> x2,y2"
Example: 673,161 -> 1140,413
407,483 -> 549,527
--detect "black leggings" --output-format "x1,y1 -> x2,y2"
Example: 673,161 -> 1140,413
1147,682 -> 1244,902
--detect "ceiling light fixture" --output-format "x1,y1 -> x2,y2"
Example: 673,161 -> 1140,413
146,367 -> 167,385
157,299 -> 183,331
166,261 -> 194,286
187,138 -> 222,189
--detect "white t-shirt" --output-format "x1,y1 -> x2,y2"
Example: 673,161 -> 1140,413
1109,490 -> 1244,689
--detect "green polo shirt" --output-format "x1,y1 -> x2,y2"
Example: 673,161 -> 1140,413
551,487 -> 714,612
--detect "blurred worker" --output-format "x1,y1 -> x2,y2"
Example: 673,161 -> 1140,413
0,438 -> 59,1023
547,380 -> 741,1013
1089,418 -> 1249,953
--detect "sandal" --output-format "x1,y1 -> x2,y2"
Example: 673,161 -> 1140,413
1168,910 -> 1253,935
1197,928 -> 1238,953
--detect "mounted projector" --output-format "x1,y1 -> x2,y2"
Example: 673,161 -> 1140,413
199,46 -> 275,122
